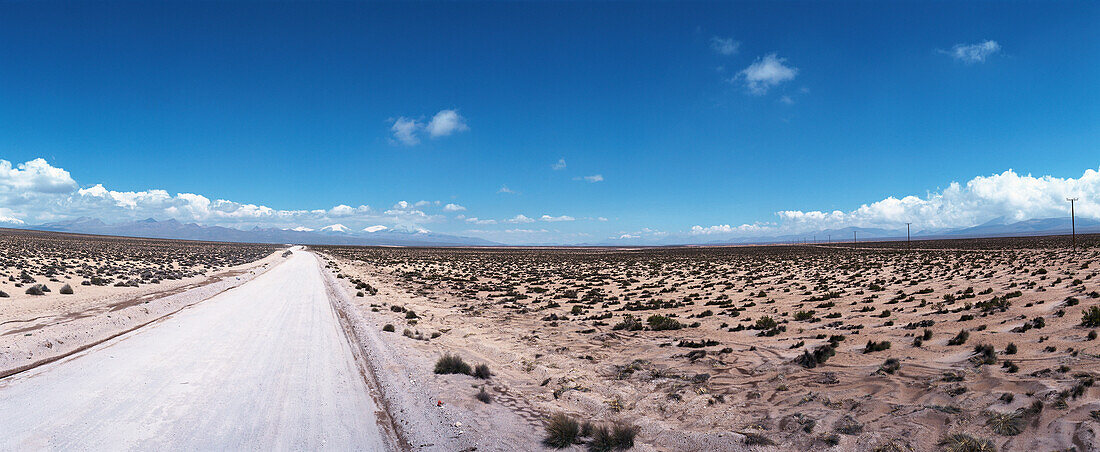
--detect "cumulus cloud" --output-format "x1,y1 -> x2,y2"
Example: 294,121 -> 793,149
425,110 -> 469,138
498,185 -> 517,194
737,53 -> 798,95
552,158 -> 567,170
710,36 -> 740,56
464,217 -> 497,225
506,214 -> 534,224
540,215 -> 575,222
0,158 -> 443,231
443,203 -> 466,212
390,109 -> 468,145
328,204 -> 371,217
691,168 -> 1100,237
947,40 -> 1001,63
390,117 -> 421,146
0,158 -> 78,194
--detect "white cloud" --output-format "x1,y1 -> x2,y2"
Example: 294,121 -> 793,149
363,225 -> 388,233
443,203 -> 466,212
540,215 -> 575,222
710,36 -> 740,56
329,204 -> 371,217
498,185 -> 517,194
7,157 -> 1100,245
390,109 -> 468,145
692,168 -> 1100,237
574,174 -> 604,183
947,40 -> 1001,63
690,223 -> 772,235
738,53 -> 798,95
0,158 -> 78,194
390,117 -> 421,146
552,158 -> 567,170
425,109 -> 469,138
504,228 -> 549,234
0,158 -> 451,232
383,208 -> 428,218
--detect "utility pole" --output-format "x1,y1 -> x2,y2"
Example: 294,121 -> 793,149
853,231 -> 857,246
1068,198 -> 1079,252
905,223 -> 911,250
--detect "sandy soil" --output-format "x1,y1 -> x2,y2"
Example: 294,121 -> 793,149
317,238 -> 1100,451
0,249 -> 398,450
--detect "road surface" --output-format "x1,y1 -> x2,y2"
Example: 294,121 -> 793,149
0,250 -> 394,450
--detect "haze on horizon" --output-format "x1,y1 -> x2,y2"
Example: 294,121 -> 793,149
1,2 -> 1097,245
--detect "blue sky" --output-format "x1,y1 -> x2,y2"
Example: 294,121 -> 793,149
1,1 -> 1098,244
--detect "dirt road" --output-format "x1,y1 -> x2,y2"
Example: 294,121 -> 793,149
0,250 -> 396,450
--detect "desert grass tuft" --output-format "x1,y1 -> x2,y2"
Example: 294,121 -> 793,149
938,433 -> 996,452
985,409 -> 1023,436
473,363 -> 492,379
475,386 -> 492,404
434,353 -> 472,375
587,423 -> 638,452
543,412 -> 581,449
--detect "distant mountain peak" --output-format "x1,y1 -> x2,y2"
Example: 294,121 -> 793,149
320,224 -> 350,233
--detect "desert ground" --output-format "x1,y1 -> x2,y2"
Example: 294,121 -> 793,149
0,229 -> 282,376
4,228 -> 1100,451
315,234 -> 1100,452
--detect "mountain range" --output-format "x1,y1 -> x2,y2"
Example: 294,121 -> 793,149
25,217 -> 498,246
12,215 -> 1098,247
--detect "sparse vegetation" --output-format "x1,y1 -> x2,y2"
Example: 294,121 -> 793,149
307,234 -> 1100,451
587,423 -> 638,452
476,386 -> 492,404
543,412 -> 581,448
434,353 -> 472,375
1082,306 -> 1100,327
947,330 -> 970,346
938,433 -> 996,452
